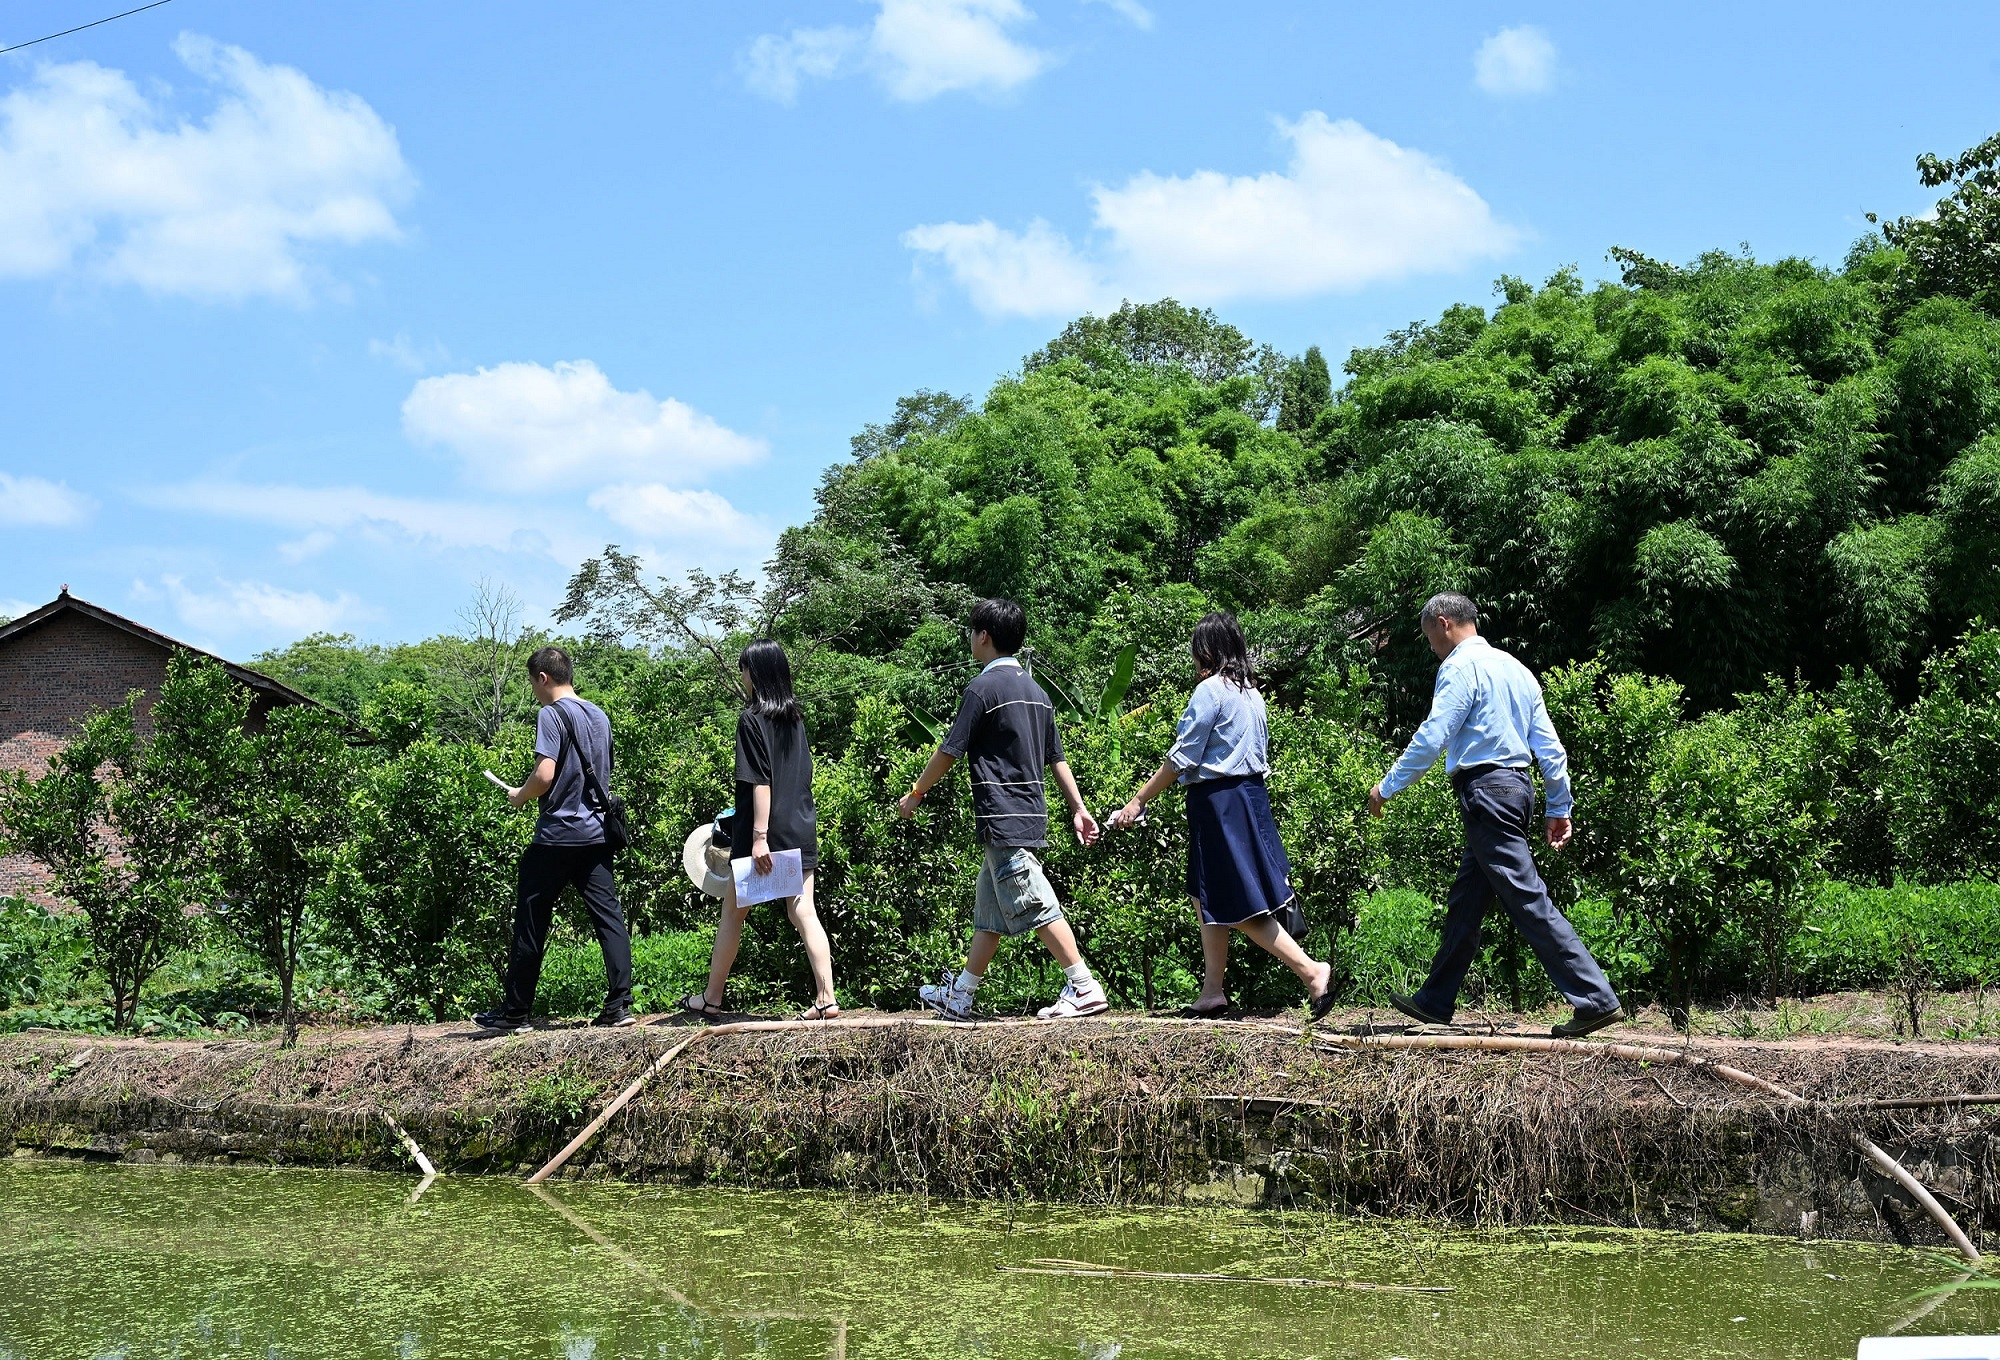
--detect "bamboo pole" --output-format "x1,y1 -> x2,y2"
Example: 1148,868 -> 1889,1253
526,1031 -> 710,1183
381,1111 -> 436,1176
1840,1093 -> 2000,1112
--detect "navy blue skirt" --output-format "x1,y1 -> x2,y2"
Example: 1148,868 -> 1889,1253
1185,773 -> 1296,925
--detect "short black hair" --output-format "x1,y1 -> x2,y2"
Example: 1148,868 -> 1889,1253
526,645 -> 574,685
968,598 -> 1026,655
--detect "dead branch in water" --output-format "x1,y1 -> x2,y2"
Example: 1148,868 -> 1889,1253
999,1258 -> 1451,1291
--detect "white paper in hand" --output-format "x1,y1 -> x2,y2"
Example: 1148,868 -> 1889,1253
731,847 -> 804,906
483,770 -> 511,794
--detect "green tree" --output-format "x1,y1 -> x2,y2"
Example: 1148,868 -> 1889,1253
1873,131 -> 2000,312
1889,623 -> 2000,882
0,655 -> 244,1030
327,735 -> 531,1021
217,706 -> 355,1045
1277,345 -> 1332,434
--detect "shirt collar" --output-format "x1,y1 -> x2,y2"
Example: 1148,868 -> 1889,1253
981,656 -> 1022,673
1447,635 -> 1490,660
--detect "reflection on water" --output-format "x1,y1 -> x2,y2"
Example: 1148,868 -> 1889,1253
0,1159 -> 1991,1359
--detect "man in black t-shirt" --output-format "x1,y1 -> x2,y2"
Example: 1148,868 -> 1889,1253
475,645 -> 635,1033
896,599 -> 1107,1020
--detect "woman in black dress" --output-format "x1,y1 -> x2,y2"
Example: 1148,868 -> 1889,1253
682,639 -> 838,1020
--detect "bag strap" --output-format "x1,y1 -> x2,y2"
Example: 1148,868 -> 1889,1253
550,699 -> 615,813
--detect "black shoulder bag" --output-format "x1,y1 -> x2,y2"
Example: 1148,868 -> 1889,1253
550,699 -> 630,852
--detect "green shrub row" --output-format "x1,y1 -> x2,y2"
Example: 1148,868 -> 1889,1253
3,622 -> 1998,1031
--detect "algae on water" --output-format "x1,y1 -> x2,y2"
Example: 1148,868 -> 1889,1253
2,1160 -> 1996,1359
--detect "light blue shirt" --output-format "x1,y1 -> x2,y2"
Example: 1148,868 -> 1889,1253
1169,675 -> 1270,784
1378,636 -> 1574,818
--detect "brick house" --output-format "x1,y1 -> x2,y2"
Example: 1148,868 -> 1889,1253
0,589 -> 321,899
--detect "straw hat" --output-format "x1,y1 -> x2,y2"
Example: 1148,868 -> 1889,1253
681,814 -> 735,899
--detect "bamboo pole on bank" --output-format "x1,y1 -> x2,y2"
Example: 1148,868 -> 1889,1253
521,1015 -> 1983,1262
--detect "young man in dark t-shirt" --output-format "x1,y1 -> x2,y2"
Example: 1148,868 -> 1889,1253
475,645 -> 636,1032
895,599 -> 1107,1020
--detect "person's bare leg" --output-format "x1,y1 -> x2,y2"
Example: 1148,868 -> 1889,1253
702,882 -> 750,1009
1235,914 -> 1331,999
1032,917 -> 1083,969
783,873 -> 836,1008
1199,910 -> 1231,1008
966,929 -> 1004,977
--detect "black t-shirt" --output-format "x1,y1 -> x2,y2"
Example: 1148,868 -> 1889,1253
731,710 -> 818,870
940,659 -> 1065,847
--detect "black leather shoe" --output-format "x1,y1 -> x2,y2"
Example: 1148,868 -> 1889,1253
1551,1005 -> 1626,1038
1388,992 -> 1449,1026
592,1006 -> 637,1028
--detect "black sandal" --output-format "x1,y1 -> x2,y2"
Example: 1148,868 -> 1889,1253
680,992 -> 724,1019
1180,998 -> 1232,1019
795,1001 -> 842,1021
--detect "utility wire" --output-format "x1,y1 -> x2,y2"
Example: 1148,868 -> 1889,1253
0,0 -> 175,57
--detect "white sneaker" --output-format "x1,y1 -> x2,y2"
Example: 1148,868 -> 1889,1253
918,971 -> 976,1021
1036,980 -> 1109,1020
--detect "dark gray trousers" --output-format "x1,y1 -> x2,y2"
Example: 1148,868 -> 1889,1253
1412,767 -> 1620,1021
502,842 -> 632,1017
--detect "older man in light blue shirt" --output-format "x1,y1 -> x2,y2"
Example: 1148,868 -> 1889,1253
1369,592 -> 1623,1038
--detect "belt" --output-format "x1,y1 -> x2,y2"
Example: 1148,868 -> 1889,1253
1451,761 -> 1528,788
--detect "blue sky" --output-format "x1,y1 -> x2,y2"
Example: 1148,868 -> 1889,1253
2,0 -> 1995,657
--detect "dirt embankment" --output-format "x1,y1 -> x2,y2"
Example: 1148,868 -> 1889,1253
2,1013 -> 1995,1249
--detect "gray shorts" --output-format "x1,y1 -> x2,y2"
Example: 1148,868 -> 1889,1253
973,844 -> 1063,937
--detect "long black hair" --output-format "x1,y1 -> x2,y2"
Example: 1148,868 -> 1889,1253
738,639 -> 803,723
1190,611 -> 1258,690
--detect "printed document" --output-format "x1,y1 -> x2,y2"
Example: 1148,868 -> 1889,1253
732,847 -> 804,906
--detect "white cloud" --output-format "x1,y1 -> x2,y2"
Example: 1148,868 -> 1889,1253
743,0 -> 1049,104
368,333 -> 450,374
0,35 -> 411,302
586,483 -> 770,547
0,472 -> 94,526
1082,0 -> 1153,29
147,574 -> 366,637
905,112 -> 1516,317
1473,25 -> 1557,96
402,360 -> 765,492
141,481 -> 557,556
900,218 -> 1105,317
742,26 -> 860,104
276,529 -> 339,562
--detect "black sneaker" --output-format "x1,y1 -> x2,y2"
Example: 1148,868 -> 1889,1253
592,1005 -> 637,1028
1551,1005 -> 1626,1039
473,1009 -> 532,1034
1388,992 -> 1449,1026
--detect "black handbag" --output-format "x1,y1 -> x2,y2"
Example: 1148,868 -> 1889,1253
550,699 -> 630,852
1276,895 -> 1307,941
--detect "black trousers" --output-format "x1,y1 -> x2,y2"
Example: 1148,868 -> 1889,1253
1411,767 -> 1619,1021
502,842 -> 633,1016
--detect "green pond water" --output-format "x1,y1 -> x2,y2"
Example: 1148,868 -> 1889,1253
0,1161 -> 1993,1359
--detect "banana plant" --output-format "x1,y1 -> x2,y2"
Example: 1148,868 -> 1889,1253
1039,643 -> 1147,770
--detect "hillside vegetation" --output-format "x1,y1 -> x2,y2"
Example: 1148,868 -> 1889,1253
7,135 -> 2000,1034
